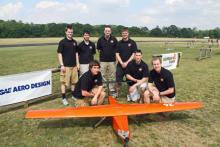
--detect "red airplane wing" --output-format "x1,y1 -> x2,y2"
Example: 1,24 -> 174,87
25,102 -> 202,119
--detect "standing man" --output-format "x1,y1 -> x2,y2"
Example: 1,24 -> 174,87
72,60 -> 106,107
78,31 -> 96,76
57,25 -> 79,105
116,27 -> 137,96
125,50 -> 149,102
97,25 -> 118,96
217,38 -> 220,48
144,57 -> 176,104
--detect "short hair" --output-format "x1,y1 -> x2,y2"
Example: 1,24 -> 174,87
152,57 -> 162,64
104,25 -> 111,29
65,25 -> 73,32
122,27 -> 129,32
89,60 -> 100,69
134,49 -> 142,54
83,30 -> 90,35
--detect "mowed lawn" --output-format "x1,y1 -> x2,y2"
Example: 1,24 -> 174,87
0,38 -> 219,147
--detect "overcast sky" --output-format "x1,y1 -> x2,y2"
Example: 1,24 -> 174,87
0,0 -> 219,29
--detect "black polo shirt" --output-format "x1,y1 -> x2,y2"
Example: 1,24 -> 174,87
57,37 -> 78,67
126,60 -> 149,86
148,67 -> 175,98
72,70 -> 103,98
78,41 -> 96,64
97,35 -> 118,62
116,38 -> 137,63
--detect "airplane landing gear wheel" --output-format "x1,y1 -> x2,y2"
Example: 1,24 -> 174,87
123,137 -> 129,147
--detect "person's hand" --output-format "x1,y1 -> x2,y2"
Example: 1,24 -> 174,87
152,89 -> 159,95
61,65 -> 65,73
152,89 -> 160,102
121,62 -> 126,68
153,95 -> 160,102
91,96 -> 98,105
76,64 -> 80,71
136,79 -> 141,84
124,61 -> 128,67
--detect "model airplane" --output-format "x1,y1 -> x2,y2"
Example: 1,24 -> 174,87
25,96 -> 202,146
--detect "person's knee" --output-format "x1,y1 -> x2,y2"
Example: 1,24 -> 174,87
153,95 -> 160,102
128,87 -> 134,93
143,90 -> 150,103
100,91 -> 106,98
98,92 -> 105,105
92,88 -> 98,94
144,90 -> 150,97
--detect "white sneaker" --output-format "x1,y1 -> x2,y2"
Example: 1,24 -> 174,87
111,92 -> 118,98
127,95 -> 131,102
72,96 -> 77,101
62,99 -> 69,106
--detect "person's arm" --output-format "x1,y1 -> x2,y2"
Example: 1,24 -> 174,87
130,77 -> 147,89
91,86 -> 103,105
57,41 -> 65,72
58,53 -> 64,66
135,77 -> 148,87
126,74 -> 138,83
125,41 -> 137,66
97,38 -> 101,52
160,72 -> 175,96
115,42 -> 124,66
93,43 -> 96,55
128,75 -> 147,92
91,73 -> 104,105
75,42 -> 80,70
81,90 -> 94,97
125,53 -> 134,66
159,88 -> 174,96
147,83 -> 154,92
58,53 -> 65,72
116,53 -> 123,65
147,82 -> 160,97
76,52 -> 80,70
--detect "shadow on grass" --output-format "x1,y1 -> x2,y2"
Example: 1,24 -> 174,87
214,52 -> 220,55
38,117 -> 112,129
135,112 -> 193,124
38,112 -> 192,129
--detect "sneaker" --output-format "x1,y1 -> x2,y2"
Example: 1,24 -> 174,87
72,96 -> 77,101
127,94 -> 131,102
111,92 -> 118,98
62,98 -> 69,106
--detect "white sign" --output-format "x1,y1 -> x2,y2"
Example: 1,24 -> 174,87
161,52 -> 181,70
0,70 -> 52,106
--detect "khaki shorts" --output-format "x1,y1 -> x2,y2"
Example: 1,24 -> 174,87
60,66 -> 78,87
150,85 -> 175,103
161,96 -> 175,103
74,87 -> 105,107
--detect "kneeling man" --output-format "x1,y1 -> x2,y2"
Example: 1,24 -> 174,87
72,60 -> 106,107
144,57 -> 175,104
126,50 -> 149,102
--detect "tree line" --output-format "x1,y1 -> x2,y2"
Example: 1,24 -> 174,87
0,20 -> 220,38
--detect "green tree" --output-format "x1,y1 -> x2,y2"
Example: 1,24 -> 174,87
150,26 -> 163,37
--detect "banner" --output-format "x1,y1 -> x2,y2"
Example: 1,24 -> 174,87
0,70 -> 52,106
153,52 -> 182,70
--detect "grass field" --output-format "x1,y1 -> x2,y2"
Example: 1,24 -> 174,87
0,38 -> 220,147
